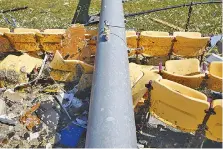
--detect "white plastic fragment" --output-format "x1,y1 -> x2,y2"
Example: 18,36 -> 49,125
206,53 -> 223,63
27,132 -> 39,141
3,89 -> 25,102
0,114 -> 17,125
62,93 -> 83,108
0,98 -> 6,115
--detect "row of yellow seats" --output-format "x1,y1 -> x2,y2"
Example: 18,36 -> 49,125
129,61 -> 222,142
160,59 -> 222,92
150,78 -> 222,142
0,26 -> 87,60
127,31 -> 210,57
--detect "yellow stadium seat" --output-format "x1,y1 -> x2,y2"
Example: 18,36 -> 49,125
160,59 -> 205,88
161,71 -> 205,89
150,79 -> 209,132
0,53 -> 42,87
129,63 -> 161,107
206,99 -> 222,142
38,29 -> 65,53
60,25 -> 86,60
172,36 -> 210,57
165,59 -> 200,75
139,31 -> 173,57
0,28 -> 12,52
49,51 -> 93,82
5,29 -> 39,52
207,62 -> 223,92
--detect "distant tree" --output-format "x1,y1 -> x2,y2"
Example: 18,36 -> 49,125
71,0 -> 91,24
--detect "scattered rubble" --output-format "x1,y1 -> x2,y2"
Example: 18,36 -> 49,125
0,28 -> 222,148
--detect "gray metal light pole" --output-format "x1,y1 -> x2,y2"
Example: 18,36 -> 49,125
85,0 -> 137,148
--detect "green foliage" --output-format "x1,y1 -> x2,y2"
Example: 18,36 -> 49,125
0,0 -> 221,34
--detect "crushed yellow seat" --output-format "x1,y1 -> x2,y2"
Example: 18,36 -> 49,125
173,36 -> 210,57
38,29 -> 65,53
209,62 -> 222,78
206,99 -> 222,142
50,51 -> 93,82
139,31 -> 173,57
165,59 -> 200,75
0,54 -> 42,87
207,62 -> 223,92
5,30 -> 39,52
150,79 -> 209,132
129,63 -> 161,107
60,24 -> 85,60
0,28 -> 12,52
160,59 -> 204,88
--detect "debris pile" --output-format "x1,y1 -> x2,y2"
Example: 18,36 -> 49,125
0,50 -> 92,148
0,27 -> 222,148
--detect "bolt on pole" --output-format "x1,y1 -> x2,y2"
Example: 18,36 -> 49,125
85,0 -> 137,148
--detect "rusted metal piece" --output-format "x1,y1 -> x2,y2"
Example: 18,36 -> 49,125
20,103 -> 41,131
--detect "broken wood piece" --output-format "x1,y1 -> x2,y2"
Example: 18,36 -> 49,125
149,17 -> 184,31
1,6 -> 28,13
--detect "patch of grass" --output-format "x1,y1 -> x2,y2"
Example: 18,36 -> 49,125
0,0 -> 221,34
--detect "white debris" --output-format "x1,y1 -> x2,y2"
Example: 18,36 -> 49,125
27,132 -> 39,141
0,98 -> 6,115
62,93 -> 83,108
206,53 -> 223,63
46,143 -> 52,149
3,89 -> 25,102
76,116 -> 87,125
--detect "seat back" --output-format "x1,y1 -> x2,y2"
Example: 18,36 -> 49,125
209,62 -> 223,78
0,28 -> 12,52
206,100 -> 222,142
60,25 -> 85,60
5,29 -> 39,52
165,59 -> 200,75
38,29 -> 65,53
139,31 -> 173,57
150,79 -> 209,132
173,35 -> 210,57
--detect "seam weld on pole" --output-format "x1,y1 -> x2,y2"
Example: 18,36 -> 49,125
85,0 -> 137,148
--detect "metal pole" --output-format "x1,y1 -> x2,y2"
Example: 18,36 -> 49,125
85,0 -> 137,148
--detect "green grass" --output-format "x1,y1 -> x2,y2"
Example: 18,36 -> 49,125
0,0 -> 221,34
